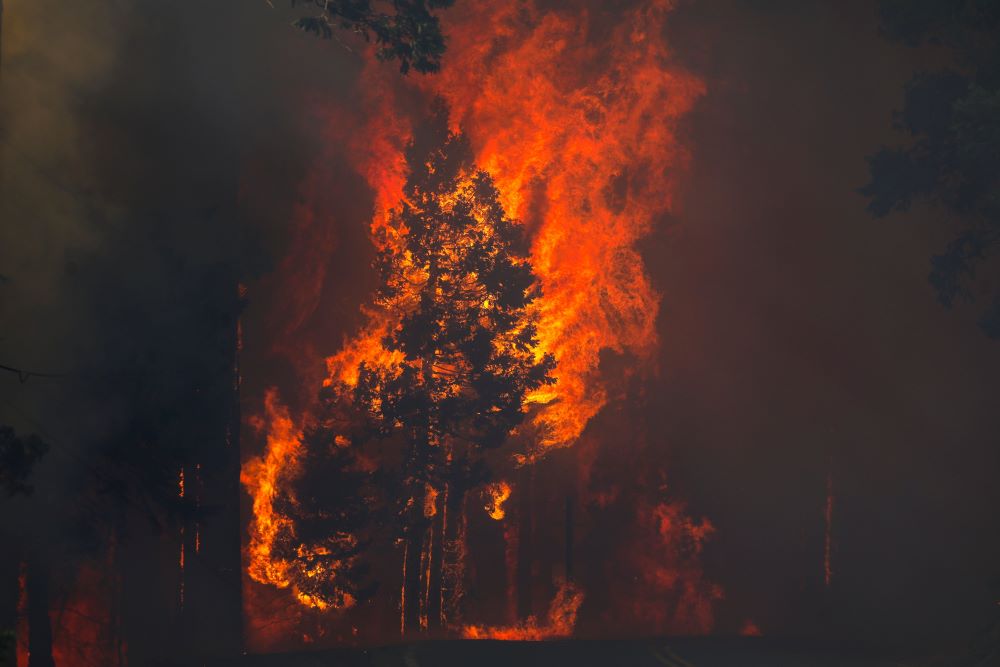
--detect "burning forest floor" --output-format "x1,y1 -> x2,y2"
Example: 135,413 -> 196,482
202,638 -> 959,667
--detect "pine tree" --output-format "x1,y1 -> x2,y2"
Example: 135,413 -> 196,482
280,417 -> 380,610
354,110 -> 555,634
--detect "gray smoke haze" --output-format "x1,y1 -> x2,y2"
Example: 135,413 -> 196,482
0,0 -> 368,661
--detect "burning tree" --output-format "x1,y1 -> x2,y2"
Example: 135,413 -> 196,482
353,111 -> 555,635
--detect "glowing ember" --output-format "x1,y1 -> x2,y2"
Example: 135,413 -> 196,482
462,581 -> 584,640
484,481 -> 512,521
242,389 -> 305,592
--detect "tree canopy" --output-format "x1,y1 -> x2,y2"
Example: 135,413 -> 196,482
863,0 -> 1000,337
349,109 -> 555,632
0,425 -> 48,498
355,113 -> 554,466
289,0 -> 455,74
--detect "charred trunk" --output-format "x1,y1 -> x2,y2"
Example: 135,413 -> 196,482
425,484 -> 446,632
441,478 -> 467,627
401,457 -> 428,636
0,547 -> 17,667
401,524 -> 425,636
516,465 -> 535,620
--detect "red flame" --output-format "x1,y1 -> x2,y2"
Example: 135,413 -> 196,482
242,0 -> 713,643
462,581 -> 584,640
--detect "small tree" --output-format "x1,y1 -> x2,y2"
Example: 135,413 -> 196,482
354,110 -> 555,634
278,418 -> 380,610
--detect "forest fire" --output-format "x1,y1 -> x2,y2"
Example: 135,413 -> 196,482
461,581 -> 584,640
240,0 -> 713,646
484,482 -> 512,521
6,0 -> 999,663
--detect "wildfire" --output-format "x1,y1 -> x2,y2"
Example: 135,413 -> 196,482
242,389 -> 305,591
484,481 -> 512,521
627,500 -> 722,635
403,0 -> 702,453
462,581 -> 584,641
242,0 -> 710,642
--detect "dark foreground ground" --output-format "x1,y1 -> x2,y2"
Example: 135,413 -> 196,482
206,638 -> 979,667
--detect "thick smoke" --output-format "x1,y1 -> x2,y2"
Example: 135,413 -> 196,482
0,0 -> 363,662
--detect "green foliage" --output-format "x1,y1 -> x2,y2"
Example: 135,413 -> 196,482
289,0 -> 455,74
863,0 -> 1000,337
0,425 -> 48,497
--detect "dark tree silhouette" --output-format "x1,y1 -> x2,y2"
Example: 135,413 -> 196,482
0,426 -> 47,498
863,0 -> 1000,337
288,0 -> 455,74
865,5 -> 1000,662
0,630 -> 12,667
277,409 -> 382,609
354,111 -> 554,634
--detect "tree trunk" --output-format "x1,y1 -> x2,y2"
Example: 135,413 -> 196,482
401,446 -> 429,637
441,479 -> 467,627
425,484 -> 446,632
403,264 -> 439,636
401,522 -> 425,636
564,493 -> 574,582
515,465 -> 534,620
0,545 -> 17,667
26,554 -> 54,667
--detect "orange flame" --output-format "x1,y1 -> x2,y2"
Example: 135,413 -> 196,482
242,389 -> 306,592
346,0 -> 705,454
484,481 -> 512,521
243,0 -> 708,635
461,581 -> 583,640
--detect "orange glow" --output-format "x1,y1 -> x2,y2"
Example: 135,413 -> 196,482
627,500 -> 723,635
462,581 -> 583,640
739,619 -> 763,637
348,0 -> 705,455
424,484 -> 440,519
242,389 -> 305,592
242,389 -> 363,612
17,561 -> 122,667
484,481 -> 512,521
243,0 -> 710,636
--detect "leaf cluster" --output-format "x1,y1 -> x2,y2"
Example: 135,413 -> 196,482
356,112 -> 555,452
290,0 -> 455,74
269,422 -> 382,608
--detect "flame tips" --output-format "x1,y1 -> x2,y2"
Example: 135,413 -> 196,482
484,481 -> 512,521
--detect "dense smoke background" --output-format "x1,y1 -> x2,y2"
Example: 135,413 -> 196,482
1,0 -> 997,659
